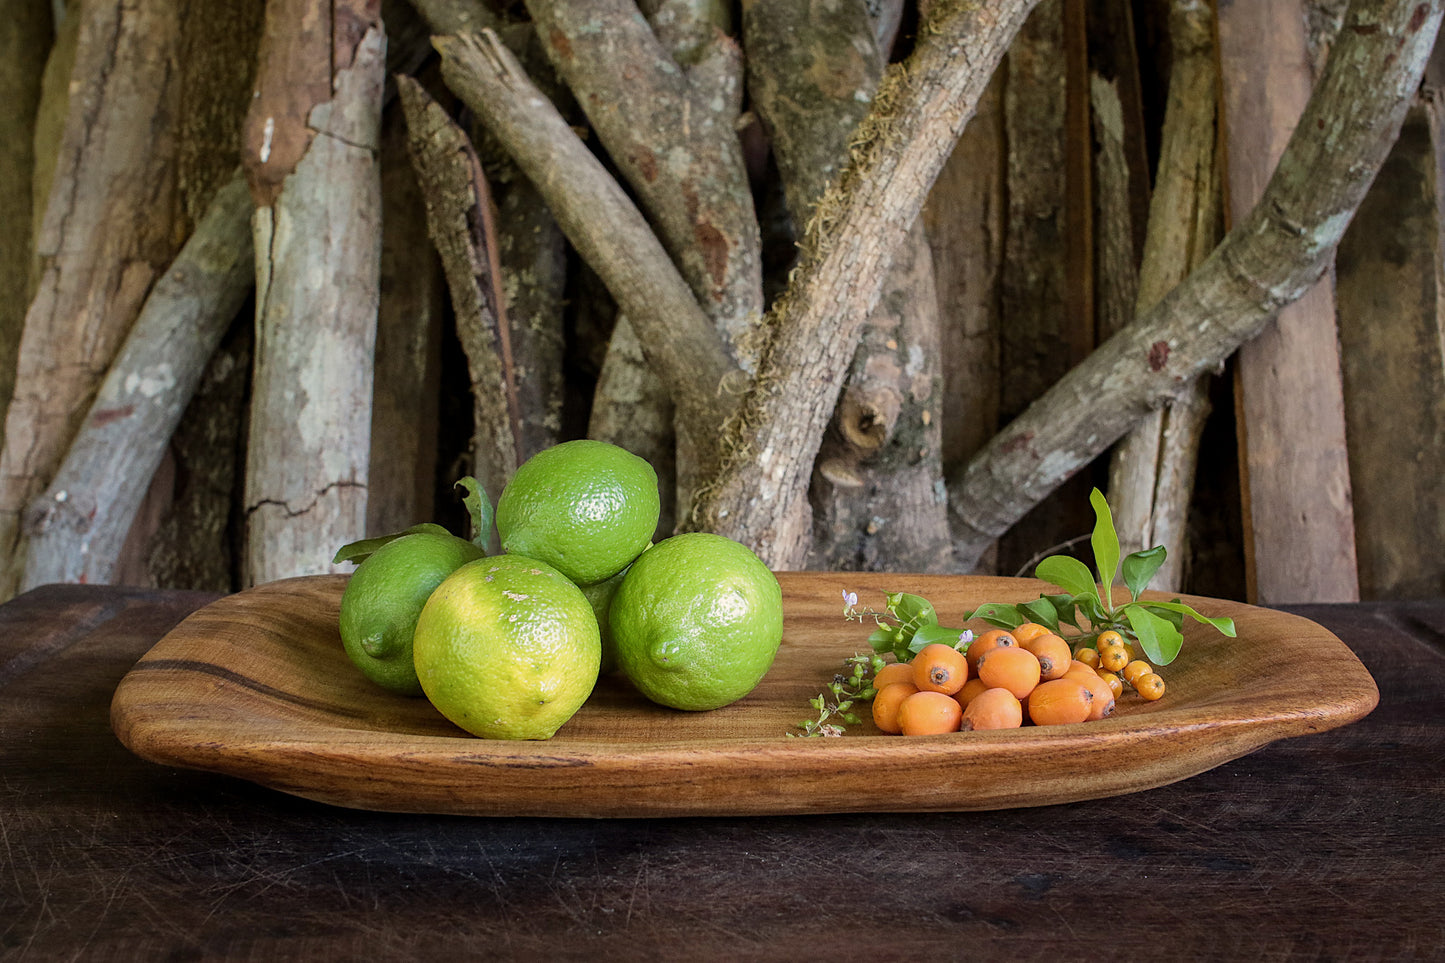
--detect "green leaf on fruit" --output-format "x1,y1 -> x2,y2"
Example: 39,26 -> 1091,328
332,523 -> 451,565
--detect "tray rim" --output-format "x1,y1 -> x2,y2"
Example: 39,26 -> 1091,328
110,573 -> 1380,817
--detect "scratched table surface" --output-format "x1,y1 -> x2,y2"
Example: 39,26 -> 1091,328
2,583 -> 1442,960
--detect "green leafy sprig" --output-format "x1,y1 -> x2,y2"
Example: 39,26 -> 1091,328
842,590 -> 974,663
965,488 -> 1236,665
790,653 -> 886,737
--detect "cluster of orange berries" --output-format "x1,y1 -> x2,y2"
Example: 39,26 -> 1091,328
870,623 -> 1166,736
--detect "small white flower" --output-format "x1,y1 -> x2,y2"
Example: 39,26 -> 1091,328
842,590 -> 858,608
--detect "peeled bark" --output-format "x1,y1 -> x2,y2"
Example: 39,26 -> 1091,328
947,0 -> 1442,572
0,0 -> 184,599
240,1 -> 385,585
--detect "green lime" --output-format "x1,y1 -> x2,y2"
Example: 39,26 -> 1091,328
495,439 -> 659,585
338,531 -> 485,696
610,532 -> 783,711
577,550 -> 641,675
412,554 -> 601,740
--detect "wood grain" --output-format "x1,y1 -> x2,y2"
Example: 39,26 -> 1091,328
110,572 -> 1378,817
1217,0 -> 1360,604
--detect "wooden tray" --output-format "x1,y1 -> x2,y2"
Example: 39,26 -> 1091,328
110,572 -> 1378,817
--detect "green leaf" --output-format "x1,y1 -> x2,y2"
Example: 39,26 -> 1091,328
1018,597 -> 1060,632
332,523 -> 451,565
455,476 -> 494,549
1045,593 -> 1082,630
909,624 -> 969,654
867,625 -> 901,656
964,602 -> 1025,630
1035,554 -> 1100,604
1124,604 -> 1184,665
1074,593 -> 1109,629
1121,545 -> 1167,601
1089,488 -> 1121,611
1138,599 -> 1237,638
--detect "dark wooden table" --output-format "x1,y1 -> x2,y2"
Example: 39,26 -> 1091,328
2,584 -> 1441,960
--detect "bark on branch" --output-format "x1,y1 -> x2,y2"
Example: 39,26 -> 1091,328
434,29 -> 739,449
947,0 -> 1443,569
241,0 -> 386,585
689,0 -> 1044,569
20,175 -> 254,588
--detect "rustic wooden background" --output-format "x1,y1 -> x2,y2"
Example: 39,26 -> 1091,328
0,0 -> 1439,605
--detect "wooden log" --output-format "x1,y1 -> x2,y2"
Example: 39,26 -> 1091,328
1336,107 -> 1445,599
434,30 -> 737,451
1106,0 -> 1222,591
690,0 -> 1044,568
0,0 -> 53,439
19,176 -> 254,589
1218,0 -> 1360,603
923,70 -> 1006,573
369,96 -> 445,536
396,74 -> 519,520
0,0 -> 184,599
743,0 -> 949,571
946,0 -> 1441,572
530,0 -> 759,523
997,0 -> 1095,575
240,1 -> 386,585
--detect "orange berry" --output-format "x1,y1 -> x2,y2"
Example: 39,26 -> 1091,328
953,676 -> 990,710
960,687 -> 1023,731
1021,632 -> 1072,681
1122,659 -> 1152,688
1136,672 -> 1166,701
897,690 -> 964,736
1010,622 -> 1052,644
1096,670 -> 1124,700
873,661 -> 916,691
872,681 -> 919,734
1070,669 -> 1116,720
1096,630 -> 1125,650
975,645 -> 1042,700
966,629 -> 1017,669
912,643 -> 970,695
1075,647 -> 1101,669
1026,678 -> 1094,726
1099,645 -> 1129,672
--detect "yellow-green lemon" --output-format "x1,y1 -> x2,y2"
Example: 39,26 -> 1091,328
338,531 -> 484,696
412,554 -> 601,739
495,439 -> 659,585
610,533 -> 783,711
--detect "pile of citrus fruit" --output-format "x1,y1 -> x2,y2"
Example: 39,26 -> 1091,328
871,622 -> 1166,736
335,440 -> 783,740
